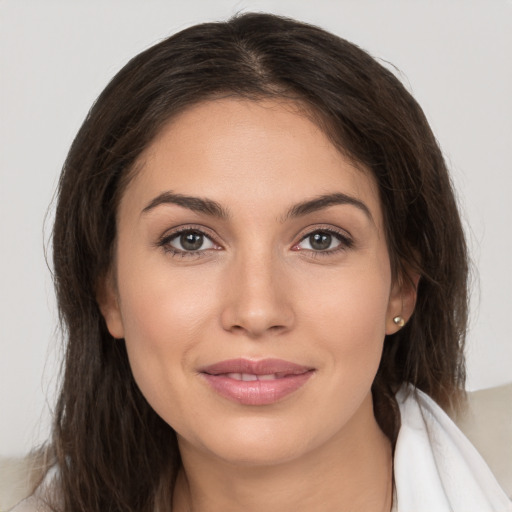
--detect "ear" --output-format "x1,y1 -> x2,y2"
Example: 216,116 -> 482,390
96,271 -> 125,339
385,268 -> 420,335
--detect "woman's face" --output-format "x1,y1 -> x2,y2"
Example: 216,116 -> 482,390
101,98 -> 405,466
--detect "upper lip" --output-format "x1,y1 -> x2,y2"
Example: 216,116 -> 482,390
199,358 -> 314,376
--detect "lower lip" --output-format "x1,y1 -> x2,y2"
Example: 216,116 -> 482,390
201,372 -> 314,405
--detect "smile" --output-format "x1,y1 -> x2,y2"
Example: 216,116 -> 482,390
199,358 -> 315,405
223,373 -> 283,381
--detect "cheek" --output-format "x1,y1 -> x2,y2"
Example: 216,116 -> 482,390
301,260 -> 391,372
115,260 -> 221,413
118,253 -> 219,341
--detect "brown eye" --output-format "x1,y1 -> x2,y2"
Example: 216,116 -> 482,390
298,231 -> 342,251
293,228 -> 354,255
309,232 -> 333,251
167,230 -> 216,252
180,232 -> 204,251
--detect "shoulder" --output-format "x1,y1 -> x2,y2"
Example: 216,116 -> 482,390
6,496 -> 47,512
394,383 -> 512,511
0,454 -> 55,512
454,382 -> 512,498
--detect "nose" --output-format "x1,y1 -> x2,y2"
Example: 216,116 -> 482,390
220,250 -> 295,338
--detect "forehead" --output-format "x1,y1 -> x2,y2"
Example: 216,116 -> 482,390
122,98 -> 382,225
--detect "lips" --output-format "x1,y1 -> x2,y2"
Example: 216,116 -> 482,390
199,358 -> 314,405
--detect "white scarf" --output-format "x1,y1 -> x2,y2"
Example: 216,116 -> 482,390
393,385 -> 512,511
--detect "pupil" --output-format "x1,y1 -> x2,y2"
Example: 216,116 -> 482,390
181,232 -> 203,251
310,232 -> 331,250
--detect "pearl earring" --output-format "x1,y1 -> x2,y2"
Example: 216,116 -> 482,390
393,316 -> 405,327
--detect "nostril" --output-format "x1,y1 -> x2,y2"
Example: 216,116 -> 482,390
269,324 -> 287,333
226,322 -> 289,337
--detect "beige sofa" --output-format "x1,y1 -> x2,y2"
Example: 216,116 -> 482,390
1,383 -> 511,510
451,383 -> 512,499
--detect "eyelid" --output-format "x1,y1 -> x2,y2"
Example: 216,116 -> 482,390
291,225 -> 354,254
155,223 -> 354,259
156,224 -> 223,257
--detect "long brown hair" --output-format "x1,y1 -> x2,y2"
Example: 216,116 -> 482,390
47,12 -> 468,511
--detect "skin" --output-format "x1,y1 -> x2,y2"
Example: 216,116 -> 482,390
100,98 -> 416,512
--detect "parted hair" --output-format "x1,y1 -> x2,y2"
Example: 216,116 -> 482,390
47,12 -> 468,511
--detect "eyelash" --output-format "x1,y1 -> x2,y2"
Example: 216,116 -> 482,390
156,225 -> 220,259
293,227 -> 354,258
156,225 -> 354,259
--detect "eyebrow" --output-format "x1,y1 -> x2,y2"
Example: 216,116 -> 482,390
284,192 -> 373,223
141,191 -> 372,223
142,192 -> 230,218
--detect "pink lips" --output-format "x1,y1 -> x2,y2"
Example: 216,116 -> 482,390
199,358 -> 314,405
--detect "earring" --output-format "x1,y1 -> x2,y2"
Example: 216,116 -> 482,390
393,316 -> 405,327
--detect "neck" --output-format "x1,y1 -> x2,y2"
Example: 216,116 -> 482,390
172,392 -> 393,512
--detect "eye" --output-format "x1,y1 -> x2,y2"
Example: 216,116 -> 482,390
299,231 -> 339,251
293,229 -> 353,254
159,228 -> 219,255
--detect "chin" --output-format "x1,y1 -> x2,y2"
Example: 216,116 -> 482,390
177,409 -> 348,468
199,432 -> 313,467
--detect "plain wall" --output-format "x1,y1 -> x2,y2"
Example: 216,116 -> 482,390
1,0 -> 511,456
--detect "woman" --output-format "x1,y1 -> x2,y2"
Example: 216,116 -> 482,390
13,12 -> 510,512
